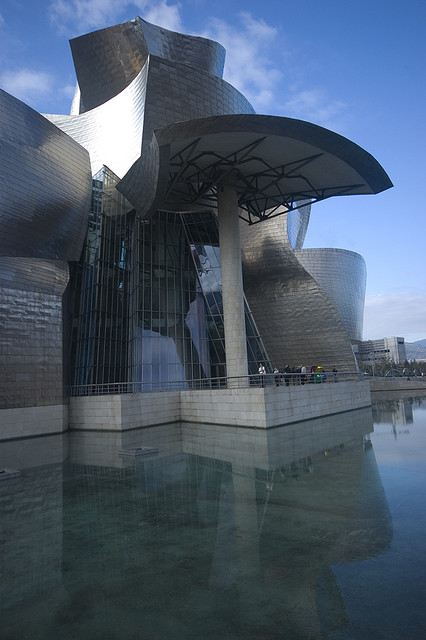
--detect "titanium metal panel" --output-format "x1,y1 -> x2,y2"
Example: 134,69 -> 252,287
0,258 -> 69,409
118,59 -> 255,212
70,20 -> 149,113
47,50 -> 250,181
45,63 -> 148,179
0,90 -> 92,261
240,215 -> 357,372
295,248 -> 366,342
115,134 -> 160,217
287,204 -> 311,250
0,91 -> 91,412
69,17 -> 225,115
142,55 -> 254,149
137,17 -> 225,77
0,257 -> 69,295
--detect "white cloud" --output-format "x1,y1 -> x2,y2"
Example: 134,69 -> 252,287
43,4 -> 344,126
48,0 -> 182,35
363,293 -> 426,343
60,83 -> 78,102
0,69 -> 56,105
283,88 -> 347,130
201,13 -> 282,111
142,1 -> 182,31
200,13 -> 347,128
48,0 -> 124,34
0,68 -> 75,113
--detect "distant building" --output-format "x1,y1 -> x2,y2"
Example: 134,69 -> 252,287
356,337 -> 406,367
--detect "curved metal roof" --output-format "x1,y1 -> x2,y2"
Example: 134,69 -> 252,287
118,113 -> 393,223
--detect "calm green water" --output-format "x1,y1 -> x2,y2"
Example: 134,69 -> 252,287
1,395 -> 425,639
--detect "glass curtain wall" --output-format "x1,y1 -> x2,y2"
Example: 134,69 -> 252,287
180,211 -> 269,381
71,178 -> 269,392
71,167 -> 133,387
131,211 -> 199,389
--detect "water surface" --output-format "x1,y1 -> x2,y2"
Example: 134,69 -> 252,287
1,395 -> 425,639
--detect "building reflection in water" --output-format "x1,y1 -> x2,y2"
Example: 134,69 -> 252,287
371,394 -> 425,445
372,395 -> 414,426
0,435 -> 67,611
0,407 -> 393,638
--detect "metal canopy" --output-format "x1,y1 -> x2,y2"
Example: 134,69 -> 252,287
154,114 -> 393,224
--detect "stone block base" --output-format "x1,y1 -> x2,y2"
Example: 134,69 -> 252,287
0,404 -> 68,440
67,381 -> 371,432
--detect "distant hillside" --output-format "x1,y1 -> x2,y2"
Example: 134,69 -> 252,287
406,339 -> 426,360
412,339 -> 426,347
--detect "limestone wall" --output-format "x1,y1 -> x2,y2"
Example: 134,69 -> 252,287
66,381 -> 371,432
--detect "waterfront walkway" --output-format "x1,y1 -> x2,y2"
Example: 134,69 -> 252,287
369,376 -> 426,393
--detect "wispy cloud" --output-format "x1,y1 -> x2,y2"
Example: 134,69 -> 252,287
48,0 -> 124,34
0,69 -> 56,106
200,13 -> 347,128
202,12 -> 282,111
283,88 -> 347,130
50,6 -> 284,111
0,67 -> 75,113
48,0 -> 182,36
142,1 -> 182,31
364,293 -> 426,343
5,4 -> 350,126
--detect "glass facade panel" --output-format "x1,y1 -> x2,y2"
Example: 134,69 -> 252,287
71,168 -> 132,386
71,177 -> 269,392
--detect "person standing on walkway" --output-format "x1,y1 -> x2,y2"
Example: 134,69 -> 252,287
284,364 -> 291,386
258,363 -> 266,387
273,366 -> 281,386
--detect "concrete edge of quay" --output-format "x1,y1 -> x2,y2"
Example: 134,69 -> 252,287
369,378 -> 426,393
0,380 -> 374,440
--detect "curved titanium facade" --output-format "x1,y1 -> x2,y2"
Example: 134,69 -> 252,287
287,204 -> 311,250
69,20 -> 149,113
0,258 -> 70,410
0,89 -> 92,260
240,214 -> 359,372
69,18 -> 225,114
137,17 -> 225,77
46,65 -> 148,179
0,90 -> 92,412
47,21 -> 253,179
295,247 -> 367,342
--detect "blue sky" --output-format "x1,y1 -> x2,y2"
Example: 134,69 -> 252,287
1,0 -> 425,343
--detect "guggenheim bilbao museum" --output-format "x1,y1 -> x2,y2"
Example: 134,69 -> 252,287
0,18 -> 393,438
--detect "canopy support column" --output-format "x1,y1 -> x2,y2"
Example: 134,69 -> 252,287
217,183 -> 249,387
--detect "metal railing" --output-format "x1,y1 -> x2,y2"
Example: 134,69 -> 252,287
366,372 -> 426,379
70,371 -> 363,397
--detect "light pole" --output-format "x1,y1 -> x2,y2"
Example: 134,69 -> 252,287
369,353 -> 375,377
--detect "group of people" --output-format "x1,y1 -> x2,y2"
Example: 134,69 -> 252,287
258,363 -> 338,386
258,363 -> 308,387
